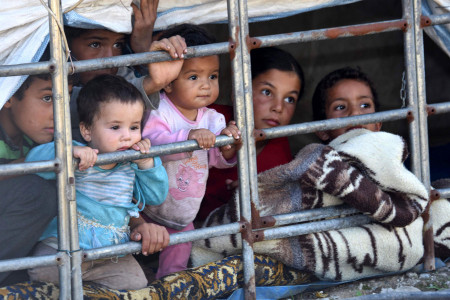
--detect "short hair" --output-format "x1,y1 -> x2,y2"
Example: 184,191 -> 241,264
312,67 -> 379,121
13,47 -> 77,100
250,47 -> 305,100
158,23 -> 216,47
77,74 -> 145,127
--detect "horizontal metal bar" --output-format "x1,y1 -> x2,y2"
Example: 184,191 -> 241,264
428,12 -> 450,26
263,205 -> 360,227
257,19 -> 407,48
260,108 -> 410,139
429,101 -> 450,115
94,134 -> 236,166
436,187 -> 450,199
0,61 -> 54,77
0,160 -> 58,176
0,43 -> 230,77
0,108 -> 409,174
260,214 -> 372,241
84,222 -> 242,261
0,254 -> 62,272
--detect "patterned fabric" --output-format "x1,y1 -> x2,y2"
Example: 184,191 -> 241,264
0,254 -> 313,299
192,129 -> 430,280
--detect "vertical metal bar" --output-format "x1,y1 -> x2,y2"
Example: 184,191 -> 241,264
226,0 -> 256,298
402,0 -> 422,179
413,0 -> 435,271
237,0 -> 258,298
47,0 -> 72,299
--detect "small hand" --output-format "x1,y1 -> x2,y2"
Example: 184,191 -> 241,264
144,35 -> 187,94
73,146 -> 98,171
188,129 -> 216,150
130,222 -> 170,256
132,138 -> 154,169
130,0 -> 159,54
220,120 -> 242,151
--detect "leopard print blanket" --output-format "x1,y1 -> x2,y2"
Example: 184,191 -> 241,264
191,129 -> 445,281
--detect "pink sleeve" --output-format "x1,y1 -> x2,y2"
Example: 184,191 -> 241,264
142,114 -> 192,162
208,147 -> 237,169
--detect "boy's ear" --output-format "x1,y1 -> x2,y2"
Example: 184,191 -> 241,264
79,122 -> 92,142
315,130 -> 330,142
3,98 -> 14,109
163,82 -> 173,94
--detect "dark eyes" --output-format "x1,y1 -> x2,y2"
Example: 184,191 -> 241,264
42,95 -> 53,103
188,75 -> 198,80
284,97 -> 296,104
89,42 -> 100,49
261,89 -> 271,96
210,74 -> 218,80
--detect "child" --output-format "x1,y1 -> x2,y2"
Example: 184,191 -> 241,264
141,24 -> 241,279
66,1 -> 187,141
0,69 -> 69,286
312,66 -> 381,142
25,74 -> 169,290
197,47 -> 305,221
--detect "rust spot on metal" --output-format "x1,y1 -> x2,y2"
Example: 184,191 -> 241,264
251,200 -> 262,229
69,177 -> 75,185
260,215 -> 276,228
246,36 -> 262,51
430,189 -> 440,201
252,229 -> 265,242
325,20 -> 407,39
239,218 -> 254,246
228,38 -> 236,60
48,64 -> 56,73
426,105 -> 436,116
406,110 -> 415,123
421,16 -> 432,28
253,129 -> 266,142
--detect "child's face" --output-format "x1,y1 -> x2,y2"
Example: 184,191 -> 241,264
319,79 -> 381,141
70,29 -> 126,85
252,69 -> 301,129
4,78 -> 55,144
80,100 -> 144,154
164,56 -> 219,121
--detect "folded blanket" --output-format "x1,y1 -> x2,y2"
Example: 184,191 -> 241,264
192,129 -> 430,280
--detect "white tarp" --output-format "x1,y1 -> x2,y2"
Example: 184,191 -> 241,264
1,0 -> 449,109
423,0 -> 450,58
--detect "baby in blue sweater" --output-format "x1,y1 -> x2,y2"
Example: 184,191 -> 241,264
26,74 -> 169,290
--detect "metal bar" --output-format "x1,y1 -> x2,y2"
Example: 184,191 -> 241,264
428,12 -> 450,26
403,0 -> 422,180
429,102 -> 450,114
413,0 -> 434,272
84,222 -> 242,261
0,254 -> 61,272
261,205 -> 360,228
0,107 -> 409,177
237,0 -> 257,298
0,43 -> 229,77
436,188 -> 450,199
0,160 -> 58,177
257,19 -> 407,48
259,215 -> 372,241
47,0 -> 72,298
258,109 -> 410,140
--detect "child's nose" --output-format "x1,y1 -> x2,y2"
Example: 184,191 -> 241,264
102,47 -> 114,58
271,97 -> 283,112
349,104 -> 362,116
121,129 -> 131,140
